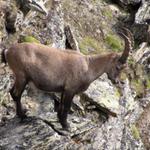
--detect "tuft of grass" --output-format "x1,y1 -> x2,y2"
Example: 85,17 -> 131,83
127,57 -> 135,65
120,72 -> 128,81
102,8 -> 112,19
146,78 -> 150,89
79,36 -> 104,55
131,79 -> 144,97
115,88 -> 121,98
132,79 -> 142,89
130,124 -> 140,140
20,35 -> 40,43
105,34 -> 123,52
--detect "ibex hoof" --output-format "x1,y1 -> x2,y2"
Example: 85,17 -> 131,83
17,109 -> 28,120
61,123 -> 71,132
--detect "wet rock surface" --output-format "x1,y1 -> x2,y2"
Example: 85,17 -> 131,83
0,0 -> 150,149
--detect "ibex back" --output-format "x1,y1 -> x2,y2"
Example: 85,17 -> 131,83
1,28 -> 133,130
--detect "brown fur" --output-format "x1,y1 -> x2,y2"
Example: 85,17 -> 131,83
2,29 -> 133,130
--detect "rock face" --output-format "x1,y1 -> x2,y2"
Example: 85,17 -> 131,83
135,1 -> 150,24
83,74 -> 120,117
64,25 -> 80,51
47,0 -> 66,49
0,0 -> 150,149
133,42 -> 150,73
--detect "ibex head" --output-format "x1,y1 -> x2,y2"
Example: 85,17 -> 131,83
106,28 -> 134,84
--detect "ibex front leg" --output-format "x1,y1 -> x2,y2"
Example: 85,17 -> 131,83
57,91 -> 74,130
10,75 -> 27,119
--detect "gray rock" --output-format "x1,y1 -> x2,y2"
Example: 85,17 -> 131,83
84,74 -> 120,117
0,9 -> 7,43
136,94 -> 150,149
0,117 -> 63,150
64,25 -> 80,51
132,24 -> 148,44
17,0 -> 48,15
133,42 -> 150,73
47,0 -> 66,49
135,1 -> 150,24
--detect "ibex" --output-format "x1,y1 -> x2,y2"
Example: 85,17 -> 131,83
1,28 -> 133,130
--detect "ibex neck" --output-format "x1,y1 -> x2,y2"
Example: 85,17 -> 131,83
87,54 -> 113,82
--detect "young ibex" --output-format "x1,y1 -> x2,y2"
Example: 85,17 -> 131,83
1,28 -> 133,130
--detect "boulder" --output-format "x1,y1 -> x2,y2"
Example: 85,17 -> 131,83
64,25 -> 80,51
84,74 -> 120,117
135,1 -> 150,24
133,42 -> 150,73
47,0 -> 66,49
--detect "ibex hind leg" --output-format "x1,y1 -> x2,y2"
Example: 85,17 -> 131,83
57,91 -> 74,131
10,75 -> 28,119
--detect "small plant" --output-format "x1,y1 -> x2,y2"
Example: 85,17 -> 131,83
79,36 -> 104,54
120,72 -> 128,81
131,79 -> 144,97
105,34 -> 123,52
130,124 -> 140,140
127,57 -> 134,65
102,8 -> 112,19
115,88 -> 121,98
146,78 -> 150,89
19,35 -> 40,43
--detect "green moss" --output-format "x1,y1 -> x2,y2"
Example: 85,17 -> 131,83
127,61 -> 150,97
105,34 -> 123,52
131,79 -> 144,96
120,72 -> 128,81
146,78 -> 150,89
127,57 -> 135,65
79,36 -> 104,54
130,124 -> 140,140
115,88 -> 121,98
20,36 -> 40,43
102,8 -> 112,19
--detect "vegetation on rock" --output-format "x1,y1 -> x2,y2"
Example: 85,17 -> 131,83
79,36 -> 104,54
130,124 -> 140,140
105,33 -> 123,52
19,35 -> 40,43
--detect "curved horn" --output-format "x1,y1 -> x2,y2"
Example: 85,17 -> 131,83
122,27 -> 134,48
118,28 -> 134,64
